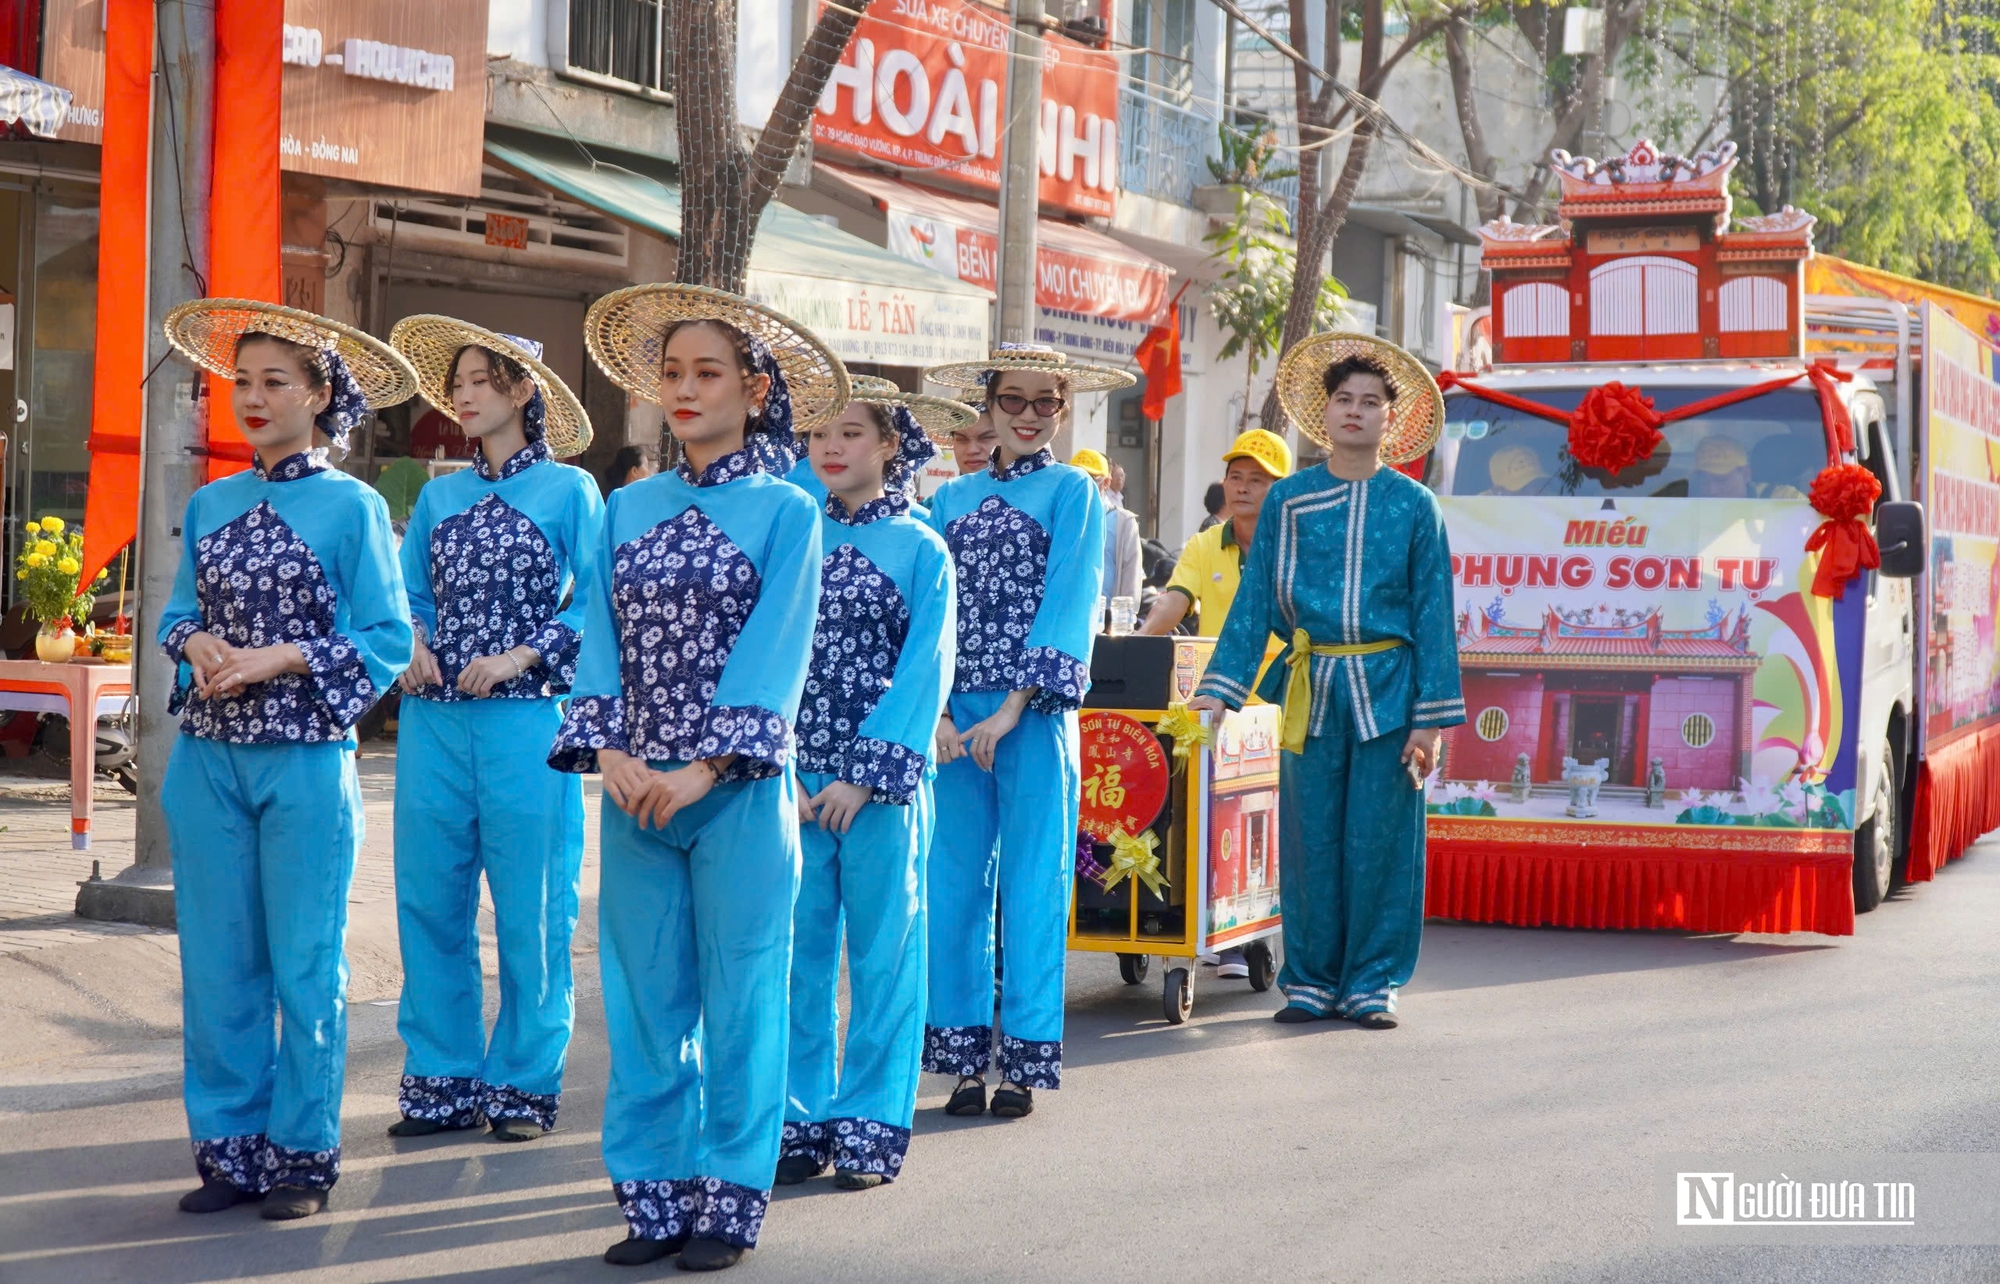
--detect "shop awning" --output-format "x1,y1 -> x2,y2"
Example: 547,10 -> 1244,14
821,163 -> 1173,326
0,66 -> 72,140
483,127 -> 990,366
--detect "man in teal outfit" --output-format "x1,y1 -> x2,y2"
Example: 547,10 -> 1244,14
1190,334 -> 1463,1029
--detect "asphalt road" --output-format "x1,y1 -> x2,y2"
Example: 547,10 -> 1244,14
3,843 -> 1998,1283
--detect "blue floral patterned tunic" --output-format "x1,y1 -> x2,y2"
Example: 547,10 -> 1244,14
160,451 -> 413,743
794,491 -> 956,804
924,447 -> 1102,714
550,444 -> 822,778
1196,465 -> 1465,740
399,440 -> 603,700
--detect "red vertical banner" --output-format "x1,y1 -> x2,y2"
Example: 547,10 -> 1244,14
205,0 -> 284,479
79,0 -> 154,589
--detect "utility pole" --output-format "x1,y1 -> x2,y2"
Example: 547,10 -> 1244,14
76,0 -> 213,927
993,0 -> 1046,345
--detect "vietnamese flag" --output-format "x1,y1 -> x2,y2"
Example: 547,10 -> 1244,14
1134,298 -> 1183,420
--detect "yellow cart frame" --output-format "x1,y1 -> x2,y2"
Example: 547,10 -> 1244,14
1067,703 -> 1283,1024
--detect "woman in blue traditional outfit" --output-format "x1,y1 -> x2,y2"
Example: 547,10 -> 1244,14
553,284 -> 845,1271
776,384 -> 967,1190
383,317 -> 601,1143
157,299 -> 418,1219
1189,333 -> 1462,1029
917,345 -> 1130,1119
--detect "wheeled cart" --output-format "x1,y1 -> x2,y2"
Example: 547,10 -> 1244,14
1069,636 -> 1284,1024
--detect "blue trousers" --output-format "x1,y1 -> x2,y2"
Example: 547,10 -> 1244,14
599,766 -> 800,1249
782,772 -> 929,1180
392,696 -> 584,1130
164,735 -> 361,1193
922,692 -> 1076,1088
1276,725 -> 1426,1018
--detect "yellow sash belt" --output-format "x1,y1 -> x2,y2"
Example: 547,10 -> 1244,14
1281,629 -> 1403,754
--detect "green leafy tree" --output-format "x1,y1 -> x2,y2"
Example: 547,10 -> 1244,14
1205,189 -> 1350,430
1633,0 -> 2000,295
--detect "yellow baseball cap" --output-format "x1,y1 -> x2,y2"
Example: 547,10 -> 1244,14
1070,448 -> 1111,478
1222,429 -> 1292,478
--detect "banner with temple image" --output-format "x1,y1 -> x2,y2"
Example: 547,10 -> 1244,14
1432,497 -> 1865,832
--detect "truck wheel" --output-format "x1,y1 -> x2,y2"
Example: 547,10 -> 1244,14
1854,740 -> 1898,914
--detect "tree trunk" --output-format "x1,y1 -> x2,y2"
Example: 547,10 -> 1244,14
1443,16 -> 1503,224
1259,118 -> 1375,432
670,0 -> 875,291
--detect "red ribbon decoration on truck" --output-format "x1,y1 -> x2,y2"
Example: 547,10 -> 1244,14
1437,361 -> 1874,597
1803,463 -> 1882,600
1566,382 -> 1665,474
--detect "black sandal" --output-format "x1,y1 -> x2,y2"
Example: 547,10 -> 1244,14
605,1234 -> 685,1266
677,1237 -> 744,1271
989,1083 -> 1033,1118
774,1154 -> 824,1185
259,1185 -> 327,1220
833,1170 -> 886,1190
1354,1010 -> 1399,1029
489,1117 -> 545,1143
944,1076 -> 987,1116
178,1178 -> 258,1213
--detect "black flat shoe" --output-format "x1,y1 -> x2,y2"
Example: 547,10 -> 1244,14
259,1185 -> 327,1220
677,1238 -> 744,1271
1355,1010 -> 1399,1029
943,1076 -> 986,1117
605,1235 -> 685,1266
1272,1005 -> 1318,1024
387,1116 -> 447,1137
833,1171 -> 886,1190
489,1118 -> 545,1143
179,1179 -> 258,1213
989,1084 -> 1033,1118
774,1154 -> 823,1185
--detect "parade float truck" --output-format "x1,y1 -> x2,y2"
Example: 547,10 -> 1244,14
1426,138 -> 2000,937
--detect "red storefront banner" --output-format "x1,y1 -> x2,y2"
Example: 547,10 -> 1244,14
837,163 -> 1170,325
811,0 -> 1119,218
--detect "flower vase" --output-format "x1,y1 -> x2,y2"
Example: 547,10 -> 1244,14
34,622 -> 74,664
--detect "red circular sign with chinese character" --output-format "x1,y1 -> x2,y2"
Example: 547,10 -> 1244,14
1077,711 -> 1172,841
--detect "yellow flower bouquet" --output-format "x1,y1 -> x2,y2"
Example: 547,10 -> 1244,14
16,517 -> 108,658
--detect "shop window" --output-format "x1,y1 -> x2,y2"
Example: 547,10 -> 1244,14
21,191 -> 96,540
565,0 -> 669,97
1475,707 -> 1509,741
1681,712 -> 1715,749
371,166 -> 629,275
1129,0 -> 1194,105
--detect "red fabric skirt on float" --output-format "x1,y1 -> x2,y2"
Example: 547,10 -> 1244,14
1424,818 -> 1857,936
1907,724 -> 2000,883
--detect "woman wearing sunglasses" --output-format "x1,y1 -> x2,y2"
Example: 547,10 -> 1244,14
917,344 -> 1131,1120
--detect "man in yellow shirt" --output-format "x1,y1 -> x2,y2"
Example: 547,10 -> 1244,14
1140,428 -> 1291,638
1138,428 -> 1290,980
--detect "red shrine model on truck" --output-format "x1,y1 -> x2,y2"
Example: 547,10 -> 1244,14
1418,138 -> 1985,936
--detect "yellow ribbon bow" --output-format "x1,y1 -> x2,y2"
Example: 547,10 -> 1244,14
1280,628 -> 1404,755
1098,827 -> 1167,899
1155,702 -> 1212,766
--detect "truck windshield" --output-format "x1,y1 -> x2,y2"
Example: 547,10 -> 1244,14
1430,386 -> 1827,499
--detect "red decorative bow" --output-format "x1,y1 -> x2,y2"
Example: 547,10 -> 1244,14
1567,382 -> 1666,474
1804,462 -> 1881,600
